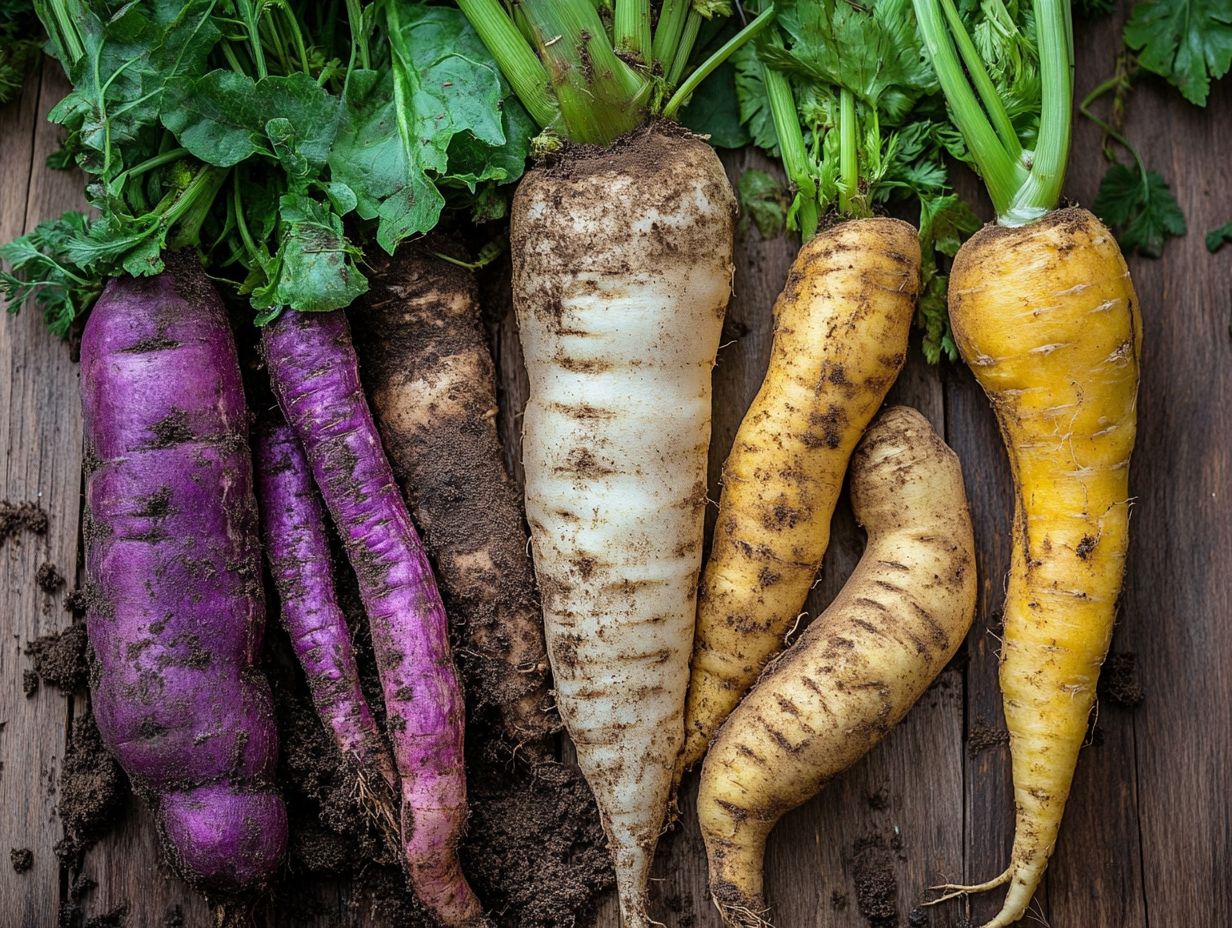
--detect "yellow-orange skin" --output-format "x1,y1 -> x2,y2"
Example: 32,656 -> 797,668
698,406 -> 976,928
682,218 -> 919,771
948,207 -> 1141,928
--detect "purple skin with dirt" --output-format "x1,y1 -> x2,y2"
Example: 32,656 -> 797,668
79,258 -> 287,891
254,420 -> 398,800
262,308 -> 487,926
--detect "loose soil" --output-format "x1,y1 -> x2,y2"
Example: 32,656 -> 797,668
57,715 -> 125,863
0,500 -> 48,545
27,623 -> 90,691
37,562 -> 66,592
967,724 -> 1010,756
1100,652 -> 1145,708
849,836 -> 898,928
11,847 -> 33,873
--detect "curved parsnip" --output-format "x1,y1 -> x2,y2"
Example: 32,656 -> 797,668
512,130 -> 735,928
683,218 -> 919,771
944,207 -> 1141,927
698,406 -> 975,928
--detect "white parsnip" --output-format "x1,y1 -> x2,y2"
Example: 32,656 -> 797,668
512,129 -> 736,927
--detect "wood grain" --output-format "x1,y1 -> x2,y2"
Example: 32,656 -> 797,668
1,2 -> 1230,925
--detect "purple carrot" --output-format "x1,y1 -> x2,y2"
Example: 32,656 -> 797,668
80,256 -> 286,891
261,308 -> 486,927
254,420 -> 399,825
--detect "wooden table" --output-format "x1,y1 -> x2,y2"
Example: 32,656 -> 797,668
3,6 -> 1229,927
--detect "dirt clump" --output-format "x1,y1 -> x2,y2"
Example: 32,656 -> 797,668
37,562 -> 66,592
850,835 -> 898,928
27,624 -> 90,691
1100,652 -> 1144,708
0,500 -> 48,545
57,715 -> 125,863
10,848 -> 33,873
967,724 -> 1009,755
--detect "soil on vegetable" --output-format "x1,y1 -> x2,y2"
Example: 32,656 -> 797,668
967,724 -> 1010,756
0,500 -> 48,545
10,847 -> 33,873
37,562 -> 66,592
849,835 -> 898,928
26,623 -> 90,691
57,715 -> 125,863
263,561 -> 613,928
1100,652 -> 1145,708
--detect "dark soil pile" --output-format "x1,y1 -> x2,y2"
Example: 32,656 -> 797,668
27,623 -> 90,691
850,835 -> 898,928
57,715 -> 125,863
0,500 -> 48,544
967,724 -> 1010,755
11,847 -> 33,873
1100,652 -> 1145,708
37,562 -> 66,592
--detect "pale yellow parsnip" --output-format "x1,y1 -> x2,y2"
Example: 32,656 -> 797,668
683,218 -> 919,771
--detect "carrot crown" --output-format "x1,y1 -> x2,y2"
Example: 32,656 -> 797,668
913,0 -> 1074,226
458,0 -> 776,147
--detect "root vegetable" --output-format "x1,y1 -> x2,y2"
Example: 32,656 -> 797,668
262,309 -> 486,927
938,208 -> 1141,924
513,129 -> 735,927
352,248 -> 556,753
80,259 -> 286,891
914,2 -> 1143,922
254,419 -> 399,818
698,406 -> 976,927
683,217 -> 919,772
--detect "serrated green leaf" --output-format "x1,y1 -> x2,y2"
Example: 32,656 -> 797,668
737,169 -> 789,239
1125,0 -> 1232,106
1093,162 -> 1187,258
252,195 -> 368,314
1206,220 -> 1232,253
162,71 -> 340,171
917,193 -> 980,364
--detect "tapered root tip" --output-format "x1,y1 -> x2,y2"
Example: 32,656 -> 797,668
711,883 -> 773,928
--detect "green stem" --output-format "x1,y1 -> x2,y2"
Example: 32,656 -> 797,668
40,0 -> 85,65
1005,0 -> 1072,223
232,172 -> 260,260
838,87 -> 859,217
651,0 -> 690,74
165,165 -> 228,249
759,48 -> 817,240
614,0 -> 652,66
280,5 -> 312,74
665,11 -> 702,87
663,5 -> 777,120
912,0 -> 1023,216
346,0 -> 371,70
456,0 -> 560,129
236,0 -> 268,79
519,0 -> 648,145
938,0 -> 1021,163
113,148 -> 189,184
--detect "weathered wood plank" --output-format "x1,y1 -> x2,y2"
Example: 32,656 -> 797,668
1113,42 -> 1232,928
0,62 -> 85,927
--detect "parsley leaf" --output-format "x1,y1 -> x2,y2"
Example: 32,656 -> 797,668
1093,162 -> 1187,257
0,212 -> 99,335
737,169 -> 789,239
1207,221 -> 1232,253
1125,0 -> 1232,106
917,194 -> 981,364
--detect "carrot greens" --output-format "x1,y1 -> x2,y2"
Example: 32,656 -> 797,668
3,0 -> 533,331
